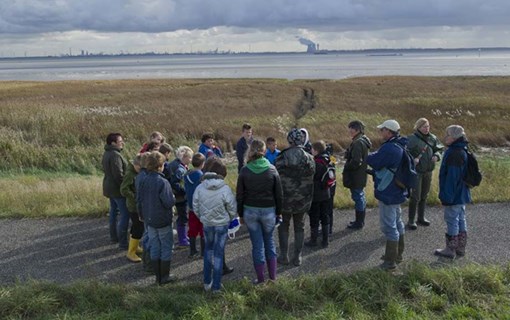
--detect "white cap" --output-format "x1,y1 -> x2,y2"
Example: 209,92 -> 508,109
377,119 -> 400,132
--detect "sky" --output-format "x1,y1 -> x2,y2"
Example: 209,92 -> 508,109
1,0 -> 509,57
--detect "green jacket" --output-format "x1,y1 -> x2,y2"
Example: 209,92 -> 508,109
407,131 -> 444,174
342,133 -> 372,189
120,163 -> 138,212
102,144 -> 128,198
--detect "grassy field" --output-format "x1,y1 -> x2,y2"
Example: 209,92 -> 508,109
1,262 -> 509,319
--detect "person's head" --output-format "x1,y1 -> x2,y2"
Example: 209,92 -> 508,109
414,118 -> 430,135
266,137 -> 277,152
444,125 -> 466,146
191,153 -> 206,170
140,152 -> 151,169
246,139 -> 266,163
287,128 -> 303,146
159,143 -> 173,159
311,140 -> 326,156
146,151 -> 166,173
242,123 -> 253,140
149,131 -> 165,144
203,157 -> 227,177
348,120 -> 365,138
146,140 -> 161,152
175,146 -> 194,165
201,133 -> 214,148
376,119 -> 400,141
106,133 -> 124,149
132,154 -> 142,173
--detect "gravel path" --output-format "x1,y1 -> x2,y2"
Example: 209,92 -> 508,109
1,202 -> 509,286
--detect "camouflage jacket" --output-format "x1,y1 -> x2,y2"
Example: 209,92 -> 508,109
275,146 -> 315,214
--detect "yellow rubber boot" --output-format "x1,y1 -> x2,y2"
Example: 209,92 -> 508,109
136,244 -> 143,254
127,238 -> 142,263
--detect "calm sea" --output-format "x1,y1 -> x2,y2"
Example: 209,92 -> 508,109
1,51 -> 510,81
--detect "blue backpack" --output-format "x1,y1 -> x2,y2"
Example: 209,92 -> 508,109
388,142 -> 418,195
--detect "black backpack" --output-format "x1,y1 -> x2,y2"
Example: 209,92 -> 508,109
388,142 -> 418,194
463,148 -> 482,188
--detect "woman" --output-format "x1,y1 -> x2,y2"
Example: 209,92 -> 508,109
407,118 -> 443,229
237,139 -> 283,283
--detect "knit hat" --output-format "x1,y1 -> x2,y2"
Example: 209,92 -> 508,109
228,218 -> 241,239
287,128 -> 303,146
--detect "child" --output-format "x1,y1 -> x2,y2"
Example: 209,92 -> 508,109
235,123 -> 253,172
305,141 -> 332,248
137,151 -> 176,285
264,137 -> 280,165
198,133 -> 223,159
184,153 -> 206,258
139,131 -> 165,153
136,152 -> 152,272
193,157 -> 237,292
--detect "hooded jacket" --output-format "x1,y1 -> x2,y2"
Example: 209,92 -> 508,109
343,133 -> 372,189
439,137 -> 472,205
137,171 -> 175,228
312,153 -> 332,202
407,130 -> 443,174
102,144 -> 128,198
120,163 -> 138,213
193,173 -> 237,227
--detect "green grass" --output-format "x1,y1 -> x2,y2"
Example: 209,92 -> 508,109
1,262 -> 509,319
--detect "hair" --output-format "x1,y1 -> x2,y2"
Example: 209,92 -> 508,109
266,137 -> 276,144
191,153 -> 206,168
312,140 -> 326,154
106,133 -> 122,145
146,151 -> 166,172
175,146 -> 193,161
159,143 -> 173,155
149,131 -> 165,143
146,141 -> 161,152
132,154 -> 142,166
446,125 -> 466,140
201,133 -> 214,143
348,120 -> 365,134
414,118 -> 429,131
140,152 -> 151,169
246,139 -> 266,163
242,123 -> 252,131
203,157 -> 227,177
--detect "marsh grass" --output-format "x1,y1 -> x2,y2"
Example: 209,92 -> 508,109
0,263 -> 509,319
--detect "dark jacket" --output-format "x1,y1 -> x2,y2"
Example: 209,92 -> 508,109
312,154 -> 331,202
167,158 -> 187,204
439,138 -> 472,206
137,171 -> 175,228
343,133 -> 372,189
184,169 -> 203,211
236,158 -> 283,217
102,144 -> 128,198
275,146 -> 315,215
366,136 -> 407,205
135,168 -> 148,216
407,131 -> 443,174
236,137 -> 251,172
120,163 -> 138,213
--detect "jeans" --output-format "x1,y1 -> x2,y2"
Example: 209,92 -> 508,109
142,223 -> 150,251
244,206 -> 277,266
350,188 -> 366,212
203,225 -> 228,291
444,205 -> 467,236
378,201 -> 405,241
148,225 -> 173,261
109,197 -> 130,247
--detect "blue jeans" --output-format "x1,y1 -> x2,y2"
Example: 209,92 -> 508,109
142,223 -> 150,251
244,206 -> 277,266
148,225 -> 173,261
444,205 -> 467,236
203,225 -> 228,291
378,201 -> 405,241
350,188 -> 366,212
109,197 -> 130,247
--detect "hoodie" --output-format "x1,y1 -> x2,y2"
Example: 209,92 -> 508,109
193,173 -> 237,227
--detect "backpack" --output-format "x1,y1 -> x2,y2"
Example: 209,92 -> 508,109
463,148 -> 482,188
388,142 -> 418,194
318,157 -> 336,189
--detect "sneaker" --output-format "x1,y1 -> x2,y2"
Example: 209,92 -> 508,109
204,281 -> 213,291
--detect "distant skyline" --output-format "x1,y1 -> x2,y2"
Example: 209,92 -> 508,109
1,1 -> 510,57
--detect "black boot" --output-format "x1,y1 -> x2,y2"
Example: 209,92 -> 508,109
277,228 -> 290,265
159,260 -> 176,285
347,211 -> 364,230
396,235 -> 405,264
321,224 -> 329,248
292,230 -> 305,266
379,241 -> 398,270
305,227 -> 318,247
142,250 -> 153,273
189,237 -> 199,258
151,260 -> 161,285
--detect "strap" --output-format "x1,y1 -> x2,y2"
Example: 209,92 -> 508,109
414,132 -> 435,149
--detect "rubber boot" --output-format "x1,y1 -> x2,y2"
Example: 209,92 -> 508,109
305,227 -> 318,247
321,224 -> 329,248
200,237 -> 205,257
136,243 -> 143,254
417,206 -> 430,226
159,260 -> 176,285
277,228 -> 290,265
435,234 -> 457,258
127,238 -> 142,263
142,250 -> 153,273
396,234 -> 405,264
222,259 -> 234,275
379,240 -> 398,270
253,263 -> 265,284
189,237 -> 199,258
456,231 -> 467,257
292,230 -> 305,266
151,260 -> 161,285
177,225 -> 190,247
347,211 -> 364,229
408,202 -> 418,230
267,257 -> 277,281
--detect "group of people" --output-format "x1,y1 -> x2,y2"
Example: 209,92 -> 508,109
101,118 -> 473,292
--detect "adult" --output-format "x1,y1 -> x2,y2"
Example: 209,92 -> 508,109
407,118 -> 444,229
275,129 -> 315,266
435,125 -> 472,258
366,120 -> 407,270
342,120 -> 372,230
235,123 -> 253,173
236,139 -> 283,283
102,133 -> 130,249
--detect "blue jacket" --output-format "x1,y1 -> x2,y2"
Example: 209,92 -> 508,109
185,169 -> 203,211
137,171 -> 175,228
265,148 -> 281,165
366,136 -> 407,205
167,158 -> 187,204
439,138 -> 472,205
199,143 -> 223,159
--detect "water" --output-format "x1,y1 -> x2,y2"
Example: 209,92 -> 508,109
1,51 -> 510,81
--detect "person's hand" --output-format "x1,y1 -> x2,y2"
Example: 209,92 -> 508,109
414,157 -> 420,165
431,155 -> 438,162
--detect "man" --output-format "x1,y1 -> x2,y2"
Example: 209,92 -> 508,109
366,120 -> 407,270
102,133 -> 130,249
235,123 -> 253,172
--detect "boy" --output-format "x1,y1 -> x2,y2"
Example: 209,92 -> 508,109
235,123 -> 253,172
185,153 -> 206,258
199,133 -> 224,159
264,137 -> 280,165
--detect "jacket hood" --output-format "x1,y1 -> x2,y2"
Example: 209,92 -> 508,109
104,144 -> 122,152
246,157 -> 271,174
201,173 -> 226,190
390,135 -> 409,148
356,134 -> 372,149
450,137 -> 468,149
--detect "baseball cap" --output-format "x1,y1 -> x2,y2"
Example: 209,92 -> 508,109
376,119 -> 400,132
